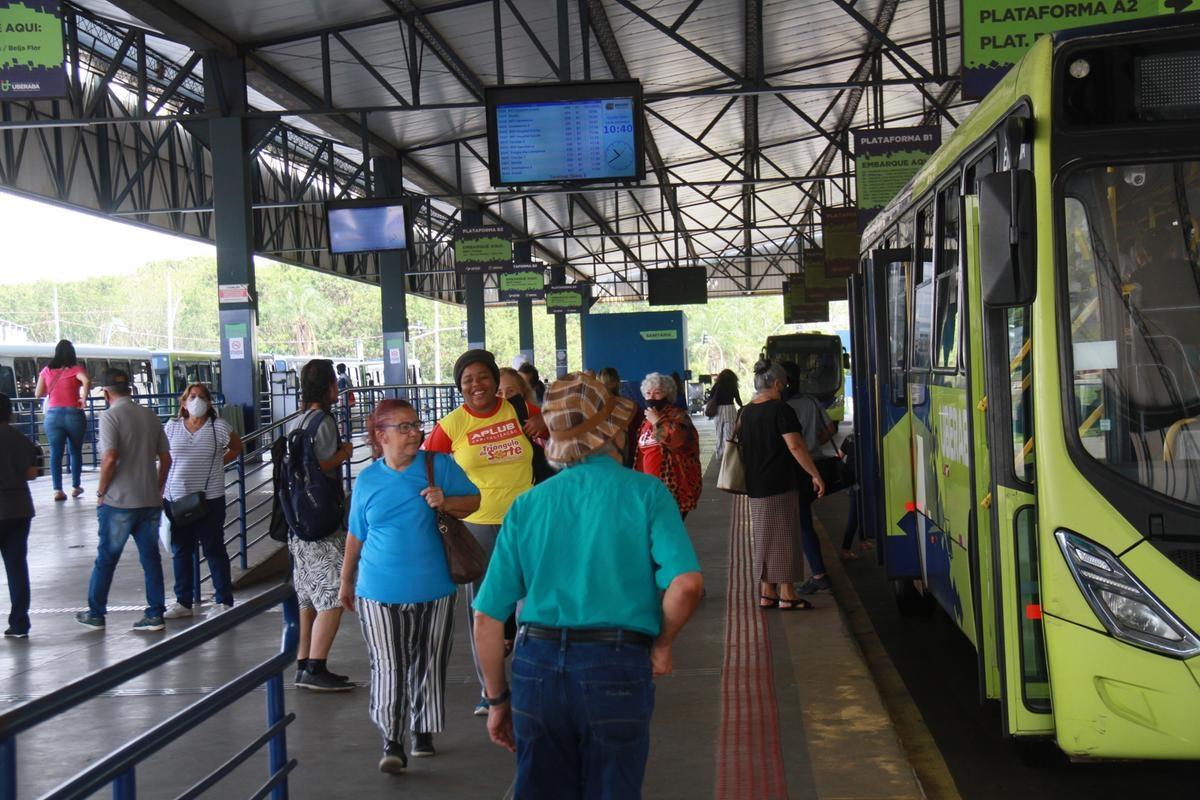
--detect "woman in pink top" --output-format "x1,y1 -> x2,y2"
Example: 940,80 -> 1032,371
34,340 -> 91,501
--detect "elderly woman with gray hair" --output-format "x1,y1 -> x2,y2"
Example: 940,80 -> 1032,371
634,372 -> 703,518
739,359 -> 825,610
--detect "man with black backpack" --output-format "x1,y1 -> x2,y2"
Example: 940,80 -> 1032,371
285,360 -> 356,692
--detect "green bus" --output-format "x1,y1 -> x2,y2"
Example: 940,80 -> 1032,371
762,333 -> 848,421
852,16 -> 1200,759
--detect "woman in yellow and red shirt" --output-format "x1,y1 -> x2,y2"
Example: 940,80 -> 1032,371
424,349 -> 540,716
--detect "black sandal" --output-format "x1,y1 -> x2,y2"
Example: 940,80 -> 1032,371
778,598 -> 813,611
759,595 -> 780,609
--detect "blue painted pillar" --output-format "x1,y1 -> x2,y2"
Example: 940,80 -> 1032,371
551,264 -> 568,377
372,157 -> 411,388
514,241 -> 535,364
208,56 -> 260,435
461,209 -> 486,350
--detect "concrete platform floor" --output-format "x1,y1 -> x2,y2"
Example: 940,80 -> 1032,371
2,419 -> 925,799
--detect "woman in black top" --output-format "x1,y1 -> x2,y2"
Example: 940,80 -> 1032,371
707,369 -> 743,462
0,392 -> 42,637
738,360 -> 824,610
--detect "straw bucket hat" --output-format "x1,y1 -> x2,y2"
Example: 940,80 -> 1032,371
543,372 -> 636,464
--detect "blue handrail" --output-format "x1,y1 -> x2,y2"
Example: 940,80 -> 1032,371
0,583 -> 299,800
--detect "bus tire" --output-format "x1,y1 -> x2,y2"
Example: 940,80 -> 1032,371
893,579 -> 936,616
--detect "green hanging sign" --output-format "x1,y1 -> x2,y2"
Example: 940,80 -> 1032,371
961,0 -> 1195,99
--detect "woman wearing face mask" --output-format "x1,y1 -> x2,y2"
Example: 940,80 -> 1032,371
162,384 -> 243,618
634,372 -> 702,519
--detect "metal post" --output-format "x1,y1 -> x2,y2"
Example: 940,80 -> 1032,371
236,455 -> 248,570
373,156 -> 411,396
269,595 -> 299,800
112,768 -> 136,800
551,264 -> 568,377
0,737 -> 16,800
208,55 -> 261,440
514,241 -> 535,364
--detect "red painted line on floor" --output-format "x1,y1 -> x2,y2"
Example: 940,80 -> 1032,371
715,495 -> 789,800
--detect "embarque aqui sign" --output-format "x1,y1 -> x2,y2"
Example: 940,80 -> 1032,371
822,207 -> 861,278
802,248 -> 848,302
853,126 -> 941,234
0,0 -> 66,99
782,278 -> 830,324
961,0 -> 1196,100
498,265 -> 545,302
454,224 -> 513,273
545,283 -> 590,314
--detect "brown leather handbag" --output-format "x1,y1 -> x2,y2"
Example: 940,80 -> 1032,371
424,454 -> 486,584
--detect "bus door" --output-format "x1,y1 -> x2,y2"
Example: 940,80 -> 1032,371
974,127 -> 1054,736
869,245 -> 925,607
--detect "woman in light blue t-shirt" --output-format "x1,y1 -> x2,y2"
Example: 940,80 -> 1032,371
339,398 -> 479,774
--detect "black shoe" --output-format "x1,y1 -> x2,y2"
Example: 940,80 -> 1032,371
4,628 -> 28,639
324,668 -> 350,683
411,732 -> 436,758
797,575 -> 832,595
379,740 -> 407,774
294,668 -> 305,686
295,670 -> 355,692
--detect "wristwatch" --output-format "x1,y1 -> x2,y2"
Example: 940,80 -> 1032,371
485,688 -> 511,706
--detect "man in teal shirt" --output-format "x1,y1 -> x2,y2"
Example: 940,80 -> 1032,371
473,373 -> 703,799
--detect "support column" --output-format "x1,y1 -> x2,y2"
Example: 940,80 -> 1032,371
514,241 -> 534,364
208,56 -> 259,435
462,209 -> 486,350
551,264 -> 568,377
373,157 -> 411,388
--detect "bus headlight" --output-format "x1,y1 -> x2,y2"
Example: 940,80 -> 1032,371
1055,530 -> 1200,658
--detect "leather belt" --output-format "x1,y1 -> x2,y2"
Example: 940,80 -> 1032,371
520,624 -> 654,648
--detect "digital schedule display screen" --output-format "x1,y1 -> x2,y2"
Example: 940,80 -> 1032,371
326,199 -> 408,254
486,81 -> 645,187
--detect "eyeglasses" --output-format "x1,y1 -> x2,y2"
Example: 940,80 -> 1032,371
377,422 -> 422,435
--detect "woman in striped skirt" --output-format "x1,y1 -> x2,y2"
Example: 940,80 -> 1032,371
737,360 -> 825,610
339,399 -> 480,774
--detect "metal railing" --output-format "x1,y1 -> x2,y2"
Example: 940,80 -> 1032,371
0,584 -> 300,800
10,392 -> 225,472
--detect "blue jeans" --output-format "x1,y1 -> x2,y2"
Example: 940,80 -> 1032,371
44,408 -> 86,491
797,498 -> 826,576
510,633 -> 655,800
88,505 -> 165,619
165,498 -> 233,607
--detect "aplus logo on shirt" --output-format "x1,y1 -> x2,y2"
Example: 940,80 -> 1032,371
467,420 -> 520,446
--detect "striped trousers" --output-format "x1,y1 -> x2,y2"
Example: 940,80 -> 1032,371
355,593 -> 456,743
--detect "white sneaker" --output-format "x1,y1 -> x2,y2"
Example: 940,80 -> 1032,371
207,604 -> 234,617
163,603 -> 194,619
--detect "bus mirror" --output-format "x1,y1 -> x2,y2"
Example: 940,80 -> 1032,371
979,169 -> 1036,307
843,353 -> 851,370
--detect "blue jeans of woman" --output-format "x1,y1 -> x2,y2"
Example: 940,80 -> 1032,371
797,498 -> 827,576
510,633 -> 655,800
164,498 -> 233,607
44,407 -> 86,492
1,517 -> 31,634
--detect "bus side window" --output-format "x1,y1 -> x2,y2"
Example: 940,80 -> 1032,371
934,182 -> 962,372
14,358 -> 36,397
0,365 -> 16,397
912,204 -> 935,375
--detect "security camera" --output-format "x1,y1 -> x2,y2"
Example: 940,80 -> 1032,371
1124,167 -> 1146,187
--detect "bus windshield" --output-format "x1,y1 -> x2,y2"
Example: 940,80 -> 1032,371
1063,161 -> 1200,506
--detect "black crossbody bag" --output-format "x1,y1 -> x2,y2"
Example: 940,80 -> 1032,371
168,420 -> 219,525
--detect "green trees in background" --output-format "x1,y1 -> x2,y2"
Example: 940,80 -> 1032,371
0,256 -> 845,388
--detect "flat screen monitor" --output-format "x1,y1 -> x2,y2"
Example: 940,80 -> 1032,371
647,266 -> 708,306
486,80 -> 645,187
326,198 -> 408,254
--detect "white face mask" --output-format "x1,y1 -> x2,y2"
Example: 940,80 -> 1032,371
186,397 -> 209,418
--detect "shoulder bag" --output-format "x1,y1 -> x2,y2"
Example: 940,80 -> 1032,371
167,420 -> 219,526
424,453 -> 487,584
716,408 -> 747,494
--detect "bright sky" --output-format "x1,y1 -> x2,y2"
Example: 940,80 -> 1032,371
0,191 -> 214,285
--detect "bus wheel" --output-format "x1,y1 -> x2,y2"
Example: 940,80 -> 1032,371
893,579 -> 936,616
